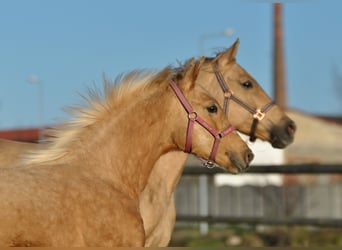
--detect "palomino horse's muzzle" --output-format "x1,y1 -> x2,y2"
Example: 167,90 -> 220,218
169,80 -> 235,168
212,63 -> 275,142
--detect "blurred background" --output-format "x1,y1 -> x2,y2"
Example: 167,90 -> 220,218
1,0 -> 342,247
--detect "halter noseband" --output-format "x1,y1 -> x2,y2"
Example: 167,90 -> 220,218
212,63 -> 275,142
169,80 -> 235,168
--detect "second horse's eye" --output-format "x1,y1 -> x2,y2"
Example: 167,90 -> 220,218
242,80 -> 253,89
207,104 -> 218,113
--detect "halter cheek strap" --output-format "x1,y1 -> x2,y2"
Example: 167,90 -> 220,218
212,63 -> 275,142
169,80 -> 235,166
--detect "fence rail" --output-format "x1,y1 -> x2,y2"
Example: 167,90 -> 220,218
182,163 -> 342,175
176,215 -> 342,228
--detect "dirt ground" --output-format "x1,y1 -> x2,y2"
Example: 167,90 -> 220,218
169,225 -> 342,247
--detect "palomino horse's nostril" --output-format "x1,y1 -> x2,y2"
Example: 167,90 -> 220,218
247,149 -> 254,164
287,120 -> 296,137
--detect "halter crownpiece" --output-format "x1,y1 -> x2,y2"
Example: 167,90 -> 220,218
212,63 -> 275,142
169,80 -> 235,167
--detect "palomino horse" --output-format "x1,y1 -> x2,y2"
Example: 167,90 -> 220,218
0,40 -> 296,246
0,59 -> 252,246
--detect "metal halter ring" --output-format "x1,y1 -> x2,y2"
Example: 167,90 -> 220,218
188,111 -> 198,121
253,109 -> 265,121
224,91 -> 233,98
203,160 -> 216,169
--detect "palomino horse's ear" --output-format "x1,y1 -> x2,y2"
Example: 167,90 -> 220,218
192,57 -> 205,80
216,38 -> 240,66
183,58 -> 195,79
183,57 -> 205,88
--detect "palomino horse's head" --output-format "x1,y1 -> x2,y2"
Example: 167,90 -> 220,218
196,39 -> 296,148
168,59 -> 253,173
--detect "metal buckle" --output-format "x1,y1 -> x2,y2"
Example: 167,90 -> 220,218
253,109 -> 265,121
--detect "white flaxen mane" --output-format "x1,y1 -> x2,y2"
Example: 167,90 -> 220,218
23,69 -> 164,165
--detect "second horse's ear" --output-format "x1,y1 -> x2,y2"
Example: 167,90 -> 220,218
183,57 -> 205,89
215,38 -> 240,67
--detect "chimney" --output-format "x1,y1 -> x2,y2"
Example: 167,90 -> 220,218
273,3 -> 287,109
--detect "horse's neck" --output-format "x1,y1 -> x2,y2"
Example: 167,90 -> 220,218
72,86 -> 177,198
146,151 -> 188,197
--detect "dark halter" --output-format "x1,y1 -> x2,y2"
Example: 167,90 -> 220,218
169,80 -> 235,168
212,63 -> 275,142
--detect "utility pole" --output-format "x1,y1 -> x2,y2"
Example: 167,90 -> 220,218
273,3 -> 287,109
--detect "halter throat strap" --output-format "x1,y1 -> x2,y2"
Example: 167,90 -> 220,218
212,63 -> 275,142
169,80 -> 235,165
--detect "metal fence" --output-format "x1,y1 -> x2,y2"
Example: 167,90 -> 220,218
174,164 -> 342,228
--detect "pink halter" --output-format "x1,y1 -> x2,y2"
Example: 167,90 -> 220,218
169,80 -> 235,167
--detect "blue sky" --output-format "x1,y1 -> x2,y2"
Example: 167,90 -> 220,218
0,0 -> 341,129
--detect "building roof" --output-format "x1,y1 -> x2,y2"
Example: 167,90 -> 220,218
0,128 -> 40,142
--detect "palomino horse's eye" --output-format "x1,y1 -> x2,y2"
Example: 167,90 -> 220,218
206,104 -> 218,114
241,80 -> 253,89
